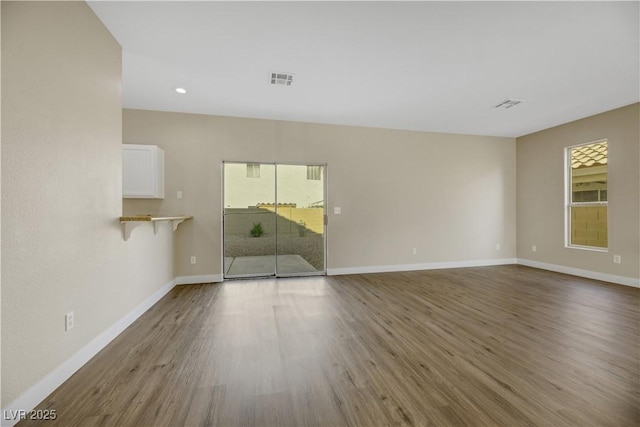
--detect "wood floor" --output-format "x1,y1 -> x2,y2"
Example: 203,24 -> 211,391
21,265 -> 639,426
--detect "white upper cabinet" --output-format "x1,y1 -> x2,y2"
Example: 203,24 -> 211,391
123,144 -> 165,199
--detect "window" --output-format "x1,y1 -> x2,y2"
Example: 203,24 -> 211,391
567,140 -> 608,249
246,163 -> 261,178
306,165 -> 322,181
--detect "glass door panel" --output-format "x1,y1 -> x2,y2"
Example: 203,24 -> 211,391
223,162 -> 276,278
275,164 -> 325,276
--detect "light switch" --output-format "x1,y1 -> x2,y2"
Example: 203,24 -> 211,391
177,190 -> 183,199
333,207 -> 341,214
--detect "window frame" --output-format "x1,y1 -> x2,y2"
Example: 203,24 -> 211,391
565,139 -> 608,252
306,165 -> 322,181
246,163 -> 261,178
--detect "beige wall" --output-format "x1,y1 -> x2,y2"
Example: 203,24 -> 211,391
1,2 -> 175,406
123,109 -> 517,276
516,103 -> 640,280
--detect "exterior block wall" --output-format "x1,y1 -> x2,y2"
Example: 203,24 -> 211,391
571,206 -> 607,248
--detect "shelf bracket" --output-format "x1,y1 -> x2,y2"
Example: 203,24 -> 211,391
123,221 -> 144,241
171,218 -> 188,231
152,218 -> 189,234
120,215 -> 193,241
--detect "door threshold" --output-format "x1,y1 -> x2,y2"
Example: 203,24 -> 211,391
223,272 -> 326,281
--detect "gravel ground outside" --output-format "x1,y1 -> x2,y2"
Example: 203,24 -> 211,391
224,232 -> 325,271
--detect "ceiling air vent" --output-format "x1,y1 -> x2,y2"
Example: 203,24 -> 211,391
270,72 -> 293,86
494,99 -> 522,109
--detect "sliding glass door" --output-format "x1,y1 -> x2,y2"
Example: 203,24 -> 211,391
223,162 -> 325,279
223,162 -> 277,278
275,164 -> 325,275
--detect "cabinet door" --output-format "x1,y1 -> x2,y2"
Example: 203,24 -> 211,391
123,145 -> 164,199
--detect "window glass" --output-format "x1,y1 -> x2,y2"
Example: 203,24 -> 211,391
568,141 -> 607,249
246,163 -> 261,178
306,165 -> 322,180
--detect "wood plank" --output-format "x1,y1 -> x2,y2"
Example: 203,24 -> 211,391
19,266 -> 640,426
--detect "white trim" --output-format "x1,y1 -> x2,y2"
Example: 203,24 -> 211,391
565,139 -> 609,249
517,258 -> 640,288
565,244 -> 608,253
1,279 -> 177,427
327,258 -> 517,276
174,274 -> 222,285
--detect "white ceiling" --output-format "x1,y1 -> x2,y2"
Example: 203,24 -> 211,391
88,1 -> 639,138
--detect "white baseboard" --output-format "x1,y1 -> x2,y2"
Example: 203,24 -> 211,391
1,279 -> 177,427
327,258 -> 517,276
517,259 -> 640,288
174,274 -> 223,285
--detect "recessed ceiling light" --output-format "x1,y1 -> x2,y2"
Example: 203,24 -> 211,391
175,87 -> 187,94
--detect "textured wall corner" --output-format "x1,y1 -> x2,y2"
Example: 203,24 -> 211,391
1,1 -> 174,410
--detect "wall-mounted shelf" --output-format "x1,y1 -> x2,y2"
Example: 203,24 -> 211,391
119,215 -> 193,241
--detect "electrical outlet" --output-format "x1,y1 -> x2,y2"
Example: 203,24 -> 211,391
190,256 -> 196,264
333,207 -> 341,214
65,312 -> 74,331
412,248 -> 417,255
177,190 -> 183,199
496,243 -> 500,250
613,255 -> 621,264
532,245 -> 537,252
